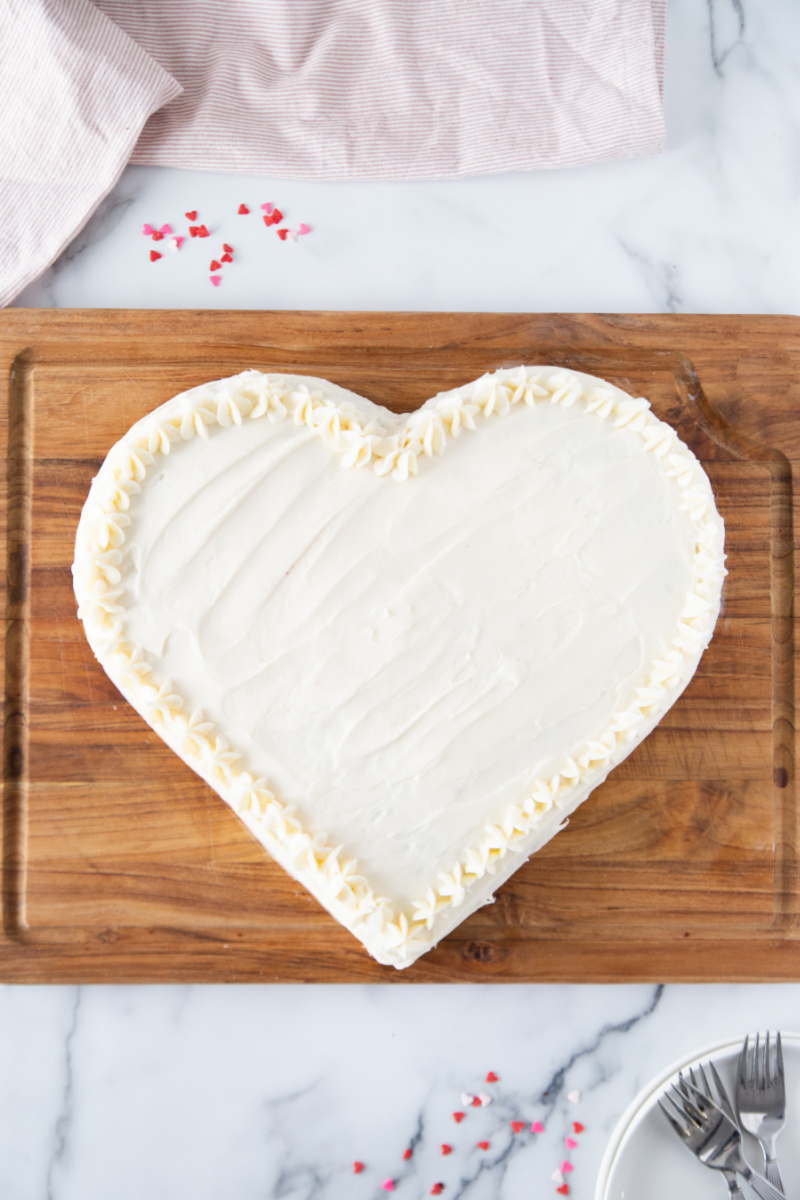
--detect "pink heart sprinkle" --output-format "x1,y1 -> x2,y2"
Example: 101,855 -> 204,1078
297,223 -> 310,235
565,1137 -> 578,1150
531,1122 -> 544,1134
142,224 -> 154,235
159,224 -> 172,235
561,1161 -> 574,1174
210,275 -> 221,287
381,1181 -> 395,1192
170,236 -> 184,250
261,202 -> 273,214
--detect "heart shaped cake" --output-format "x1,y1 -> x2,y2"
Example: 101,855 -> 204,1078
73,366 -> 726,967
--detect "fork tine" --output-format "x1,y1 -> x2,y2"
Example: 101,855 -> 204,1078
776,1030 -> 784,1085
708,1060 -> 737,1124
659,1098 -> 691,1141
696,1062 -> 711,1097
738,1034 -> 750,1092
669,1083 -> 703,1127
755,1031 -> 762,1088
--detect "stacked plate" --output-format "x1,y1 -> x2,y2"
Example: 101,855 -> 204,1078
596,1035 -> 800,1199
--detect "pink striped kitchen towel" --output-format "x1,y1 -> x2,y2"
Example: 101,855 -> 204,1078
0,0 -> 181,308
2,0 -> 666,307
103,0 -> 667,180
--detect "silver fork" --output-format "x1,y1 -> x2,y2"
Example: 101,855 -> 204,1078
737,1033 -> 786,1194
682,1064 -> 745,1198
659,1075 -> 786,1200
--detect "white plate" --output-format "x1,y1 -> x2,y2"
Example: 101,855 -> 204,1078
596,1034 -> 800,1200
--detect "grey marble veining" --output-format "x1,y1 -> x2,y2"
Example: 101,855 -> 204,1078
4,1 -> 800,1197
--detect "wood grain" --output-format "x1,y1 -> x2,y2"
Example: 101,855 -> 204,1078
0,310 -> 796,982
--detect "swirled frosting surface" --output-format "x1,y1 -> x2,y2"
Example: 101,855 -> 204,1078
73,367 -> 726,966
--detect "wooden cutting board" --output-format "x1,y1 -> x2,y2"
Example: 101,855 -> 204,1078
1,310 -> 797,982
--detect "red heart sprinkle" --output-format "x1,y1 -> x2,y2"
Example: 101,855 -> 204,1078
198,225 -> 209,237
486,1072 -> 498,1082
149,250 -> 161,262
151,231 -> 164,241
441,1144 -> 452,1156
557,1187 -> 569,1196
471,1097 -> 481,1108
477,1141 -> 489,1151
185,211 -> 197,221
209,260 -> 221,271
220,253 -> 233,263
403,1149 -> 412,1161
277,228 -> 288,240
263,214 -> 277,227
452,1113 -> 465,1124
272,208 -> 283,223
573,1122 -> 584,1134
511,1122 -> 525,1134
353,1163 -> 364,1174
189,226 -> 199,237
431,1187 -> 443,1196
237,204 -> 249,214
223,243 -> 233,253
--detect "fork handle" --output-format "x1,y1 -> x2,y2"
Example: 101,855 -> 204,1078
745,1169 -> 787,1200
764,1160 -> 784,1194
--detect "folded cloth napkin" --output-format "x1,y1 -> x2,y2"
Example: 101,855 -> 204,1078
1,0 -> 665,307
102,0 -> 666,180
0,0 -> 181,308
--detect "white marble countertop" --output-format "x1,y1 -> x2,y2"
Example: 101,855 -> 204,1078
6,2 -> 800,1198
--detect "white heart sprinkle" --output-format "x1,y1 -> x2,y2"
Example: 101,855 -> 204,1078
461,1093 -> 474,1107
568,1090 -> 581,1104
551,1170 -> 564,1184
478,1093 -> 492,1106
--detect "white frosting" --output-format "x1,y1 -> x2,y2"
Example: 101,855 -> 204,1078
72,367 -> 726,968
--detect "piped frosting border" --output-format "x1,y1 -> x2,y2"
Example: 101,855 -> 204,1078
72,366 -> 726,967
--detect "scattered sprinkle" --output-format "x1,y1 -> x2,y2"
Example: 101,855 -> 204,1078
441,1145 -> 452,1156
471,1096 -> 481,1108
511,1122 -> 525,1134
478,1094 -> 492,1107
431,1186 -> 444,1196
151,231 -> 164,241
452,1113 -> 465,1124
142,224 -> 154,235
149,250 -> 161,262
261,202 -> 273,214
557,1185 -> 569,1196
272,208 -> 283,223
237,204 -> 249,214
485,1072 -> 498,1083
297,222 -> 310,235
381,1180 -> 395,1192
170,236 -> 184,250
189,225 -> 200,237
561,1162 -> 574,1174
551,1170 -> 564,1185
210,275 -> 221,287
353,1163 -> 364,1174
572,1122 -> 584,1135
198,224 -> 210,238
222,243 -> 233,253
159,223 -> 172,235
210,259 -> 221,271
403,1149 -> 412,1161
220,252 -> 233,263
460,1094 -> 473,1107
277,227 -> 289,240
288,230 -> 298,242
564,1137 -> 578,1151
185,211 -> 197,221
568,1091 -> 581,1105
532,1121 -> 545,1134
477,1141 -> 489,1151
